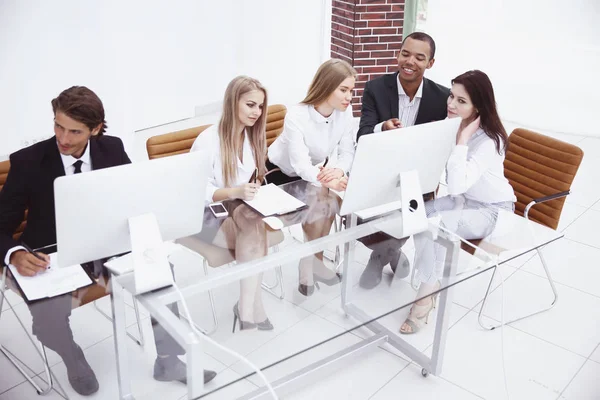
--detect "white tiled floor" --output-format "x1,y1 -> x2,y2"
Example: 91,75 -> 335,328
2,130 -> 600,399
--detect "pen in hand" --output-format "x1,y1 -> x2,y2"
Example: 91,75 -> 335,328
21,242 -> 51,270
322,157 -> 329,168
248,168 -> 258,184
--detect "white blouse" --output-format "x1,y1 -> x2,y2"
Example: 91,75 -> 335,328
190,124 -> 256,204
446,128 -> 516,204
267,104 -> 356,184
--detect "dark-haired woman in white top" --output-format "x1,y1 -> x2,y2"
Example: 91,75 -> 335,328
400,70 -> 516,334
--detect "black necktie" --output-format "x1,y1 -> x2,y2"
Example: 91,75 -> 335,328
73,160 -> 83,174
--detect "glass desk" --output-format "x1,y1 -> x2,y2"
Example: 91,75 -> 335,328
109,180 -> 563,400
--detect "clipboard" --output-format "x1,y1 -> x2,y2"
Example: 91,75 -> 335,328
5,245 -> 95,304
243,183 -> 307,216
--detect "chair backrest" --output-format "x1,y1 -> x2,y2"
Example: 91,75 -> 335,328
266,104 -> 286,147
0,159 -> 9,189
146,104 -> 287,159
146,124 -> 212,160
504,128 -> 584,230
0,160 -> 27,240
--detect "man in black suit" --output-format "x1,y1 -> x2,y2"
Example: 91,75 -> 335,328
0,86 -> 215,395
356,32 -> 450,289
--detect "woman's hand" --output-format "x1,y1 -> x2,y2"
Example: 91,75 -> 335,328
232,183 -> 261,201
317,167 -> 344,183
322,176 -> 348,192
457,116 -> 481,145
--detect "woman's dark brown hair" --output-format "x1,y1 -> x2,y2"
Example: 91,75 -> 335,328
452,70 -> 508,154
51,86 -> 107,135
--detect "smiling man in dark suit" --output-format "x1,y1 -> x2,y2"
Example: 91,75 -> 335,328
356,32 -> 450,289
0,86 -> 215,395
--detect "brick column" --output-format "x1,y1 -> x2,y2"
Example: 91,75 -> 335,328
331,0 -> 405,116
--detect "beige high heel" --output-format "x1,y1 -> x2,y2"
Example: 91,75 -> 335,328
400,282 -> 441,334
399,295 -> 437,334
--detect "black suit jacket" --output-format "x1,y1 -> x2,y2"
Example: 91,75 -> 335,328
0,135 -> 131,264
357,72 -> 450,140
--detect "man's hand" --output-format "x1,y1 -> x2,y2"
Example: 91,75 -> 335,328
317,167 -> 344,184
10,250 -> 50,277
382,118 -> 403,131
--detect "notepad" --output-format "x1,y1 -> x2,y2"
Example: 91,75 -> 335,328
8,253 -> 93,302
244,183 -> 306,216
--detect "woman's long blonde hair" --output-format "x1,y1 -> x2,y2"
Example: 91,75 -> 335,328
301,59 -> 357,106
218,76 -> 268,187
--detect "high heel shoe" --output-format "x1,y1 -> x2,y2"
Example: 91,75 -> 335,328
298,270 -> 317,296
256,318 -> 274,331
298,273 -> 342,296
232,302 -> 257,333
298,282 -> 316,296
399,287 -> 440,335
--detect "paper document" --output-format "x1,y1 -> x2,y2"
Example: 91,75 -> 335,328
8,253 -> 93,301
244,184 -> 306,216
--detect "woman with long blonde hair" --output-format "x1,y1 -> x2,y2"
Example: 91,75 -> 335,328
268,58 -> 356,188
190,75 -> 272,332
268,58 -> 357,296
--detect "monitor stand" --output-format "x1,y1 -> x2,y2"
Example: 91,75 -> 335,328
369,170 -> 429,239
129,213 -> 174,294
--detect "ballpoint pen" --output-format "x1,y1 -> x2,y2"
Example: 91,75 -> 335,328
322,157 -> 329,168
249,168 -> 258,184
21,242 -> 50,268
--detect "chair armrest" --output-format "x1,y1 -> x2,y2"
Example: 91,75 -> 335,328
524,190 -> 571,220
263,168 -> 281,185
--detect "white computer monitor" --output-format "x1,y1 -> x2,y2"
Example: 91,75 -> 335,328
340,118 -> 461,217
54,151 -> 209,268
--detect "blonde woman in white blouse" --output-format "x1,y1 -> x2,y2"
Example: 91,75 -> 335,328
190,76 -> 273,332
400,70 -> 516,334
268,59 -> 357,296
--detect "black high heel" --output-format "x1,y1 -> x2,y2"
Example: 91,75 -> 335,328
256,318 -> 274,331
298,273 -> 342,296
298,270 -> 316,296
298,282 -> 316,296
232,302 -> 257,333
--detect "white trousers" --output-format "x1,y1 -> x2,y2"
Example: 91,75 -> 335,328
414,195 -> 514,285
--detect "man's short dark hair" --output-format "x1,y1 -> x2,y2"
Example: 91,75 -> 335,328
51,86 -> 107,135
401,32 -> 436,60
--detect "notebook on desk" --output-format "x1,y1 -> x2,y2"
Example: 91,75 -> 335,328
7,253 -> 94,303
244,183 -> 306,216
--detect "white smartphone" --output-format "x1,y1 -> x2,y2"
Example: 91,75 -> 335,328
209,202 -> 228,218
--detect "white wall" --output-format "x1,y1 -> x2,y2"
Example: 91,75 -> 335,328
233,0 -> 329,107
425,0 -> 600,137
0,0 -> 329,158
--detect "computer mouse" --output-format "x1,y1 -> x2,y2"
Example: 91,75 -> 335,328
263,216 -> 284,230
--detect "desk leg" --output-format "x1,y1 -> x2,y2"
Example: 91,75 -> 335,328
186,334 -> 205,399
429,235 -> 460,376
110,277 -> 135,400
341,214 -> 357,312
